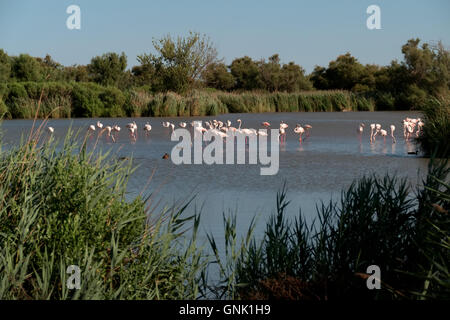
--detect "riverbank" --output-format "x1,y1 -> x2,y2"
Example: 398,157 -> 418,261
0,82 -> 376,119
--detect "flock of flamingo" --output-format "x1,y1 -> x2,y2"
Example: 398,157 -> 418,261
44,116 -> 424,146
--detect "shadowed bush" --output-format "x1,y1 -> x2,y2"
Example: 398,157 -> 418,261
207,159 -> 449,300
416,94 -> 450,158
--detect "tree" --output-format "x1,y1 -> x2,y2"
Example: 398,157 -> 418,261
88,52 -> 127,86
0,49 -> 11,82
136,31 -> 218,92
310,66 -> 329,90
202,62 -> 235,90
11,54 -> 42,81
279,62 -> 313,92
259,54 -> 282,91
230,56 -> 262,90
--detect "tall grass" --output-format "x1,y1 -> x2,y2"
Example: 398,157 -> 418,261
1,81 -> 375,119
207,159 -> 449,300
416,94 -> 450,158
0,128 -> 207,299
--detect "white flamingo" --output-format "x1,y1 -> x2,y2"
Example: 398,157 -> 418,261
294,125 -> 305,143
390,125 -> 396,143
112,125 -> 121,141
380,129 -> 387,143
144,122 -> 152,136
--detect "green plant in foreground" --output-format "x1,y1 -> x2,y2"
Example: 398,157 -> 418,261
208,159 -> 449,300
0,128 -> 206,299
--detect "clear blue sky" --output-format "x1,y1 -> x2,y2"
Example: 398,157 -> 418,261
0,0 -> 449,73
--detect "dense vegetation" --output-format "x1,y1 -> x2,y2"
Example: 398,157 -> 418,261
207,161 -> 449,300
0,128 -> 206,299
0,34 -> 448,119
416,93 -> 450,158
0,129 -> 448,299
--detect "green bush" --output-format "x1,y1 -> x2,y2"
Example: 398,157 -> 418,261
71,83 -> 104,117
0,130 -> 206,299
207,159 -> 449,300
416,95 -> 450,158
99,86 -> 126,117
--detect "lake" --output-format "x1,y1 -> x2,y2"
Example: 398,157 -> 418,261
0,111 -> 429,247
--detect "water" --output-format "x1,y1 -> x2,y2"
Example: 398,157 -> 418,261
0,111 -> 428,245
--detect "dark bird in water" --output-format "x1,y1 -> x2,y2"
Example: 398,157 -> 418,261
408,150 -> 418,155
162,153 -> 170,160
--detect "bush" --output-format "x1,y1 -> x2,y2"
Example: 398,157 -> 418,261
0,129 -> 206,299
207,159 -> 449,300
416,95 -> 450,158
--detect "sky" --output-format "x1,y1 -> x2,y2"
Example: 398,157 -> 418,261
0,0 -> 449,73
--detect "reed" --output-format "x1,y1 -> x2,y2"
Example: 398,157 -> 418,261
0,128 -> 207,299
416,94 -> 450,158
1,81 -> 376,119
207,159 -> 449,300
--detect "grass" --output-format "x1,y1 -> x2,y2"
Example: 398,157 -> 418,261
0,120 -> 447,300
0,126 -> 207,299
206,159 -> 449,300
0,81 -> 375,119
416,94 -> 450,158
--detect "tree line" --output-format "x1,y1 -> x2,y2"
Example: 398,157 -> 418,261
0,32 -> 449,111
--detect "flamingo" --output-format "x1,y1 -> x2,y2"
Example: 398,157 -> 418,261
373,123 -> 381,141
369,123 -> 376,142
126,121 -> 137,141
96,121 -> 103,130
236,119 -> 242,131
304,124 -> 312,138
112,125 -> 121,141
357,123 -> 364,142
406,123 -> 414,140
88,125 -> 96,139
279,127 -> 286,143
144,122 -> 152,136
390,125 -> 396,143
47,126 -> 54,134
294,125 -> 305,143
258,129 -> 268,137
380,129 -> 387,143
261,121 -> 271,128
179,122 -> 187,128
416,120 -> 424,137
104,125 -> 115,142
162,121 -> 170,128
280,121 -> 289,130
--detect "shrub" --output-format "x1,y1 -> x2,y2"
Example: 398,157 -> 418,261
416,95 -> 450,158
0,129 -> 206,299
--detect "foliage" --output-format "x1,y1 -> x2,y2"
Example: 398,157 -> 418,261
136,32 -> 218,93
207,159 -> 449,300
88,52 -> 127,87
0,129 -> 206,299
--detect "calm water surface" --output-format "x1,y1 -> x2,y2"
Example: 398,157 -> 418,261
1,111 -> 428,244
